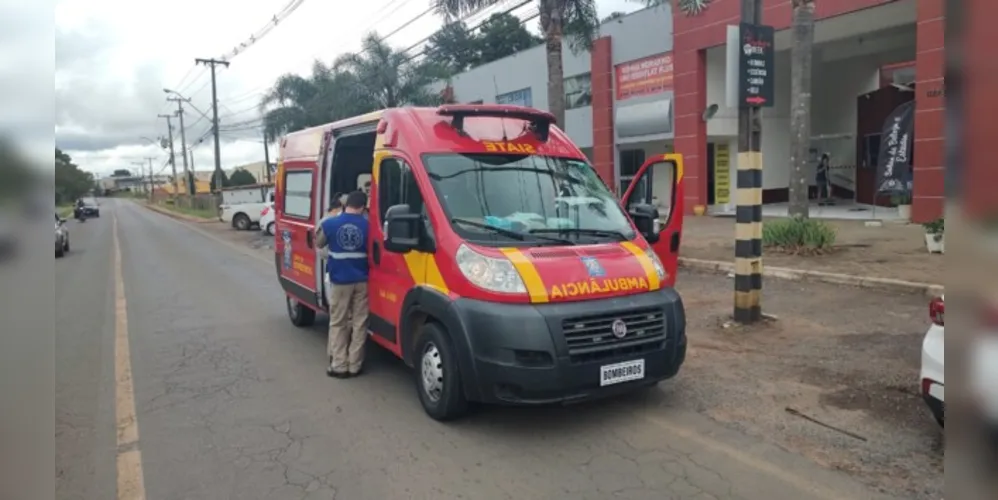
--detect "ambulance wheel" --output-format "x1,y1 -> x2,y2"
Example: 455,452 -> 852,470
286,295 -> 315,327
415,323 -> 467,421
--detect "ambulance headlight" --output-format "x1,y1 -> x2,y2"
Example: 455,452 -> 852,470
645,247 -> 667,282
455,244 -> 527,294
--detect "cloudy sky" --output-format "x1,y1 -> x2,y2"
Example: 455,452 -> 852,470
55,0 -> 641,179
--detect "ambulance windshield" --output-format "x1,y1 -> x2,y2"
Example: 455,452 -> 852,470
422,153 -> 636,245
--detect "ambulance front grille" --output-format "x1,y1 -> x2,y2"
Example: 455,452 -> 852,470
561,307 -> 667,363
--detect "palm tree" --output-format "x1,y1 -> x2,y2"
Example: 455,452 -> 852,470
334,33 -> 447,109
788,0 -> 815,218
260,61 -> 374,140
433,0 -> 600,128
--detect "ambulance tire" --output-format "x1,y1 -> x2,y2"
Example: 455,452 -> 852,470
414,323 -> 468,421
286,295 -> 316,327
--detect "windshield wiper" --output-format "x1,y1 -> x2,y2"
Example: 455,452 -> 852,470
529,228 -> 629,241
451,218 -> 573,245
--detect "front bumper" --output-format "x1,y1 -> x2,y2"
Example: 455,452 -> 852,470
452,288 -> 686,405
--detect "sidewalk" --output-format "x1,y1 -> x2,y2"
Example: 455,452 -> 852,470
680,216 -> 942,289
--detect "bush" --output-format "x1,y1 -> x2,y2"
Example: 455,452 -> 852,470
922,217 -> 944,234
762,217 -> 837,254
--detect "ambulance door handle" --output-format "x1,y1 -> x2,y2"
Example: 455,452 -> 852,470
669,231 -> 680,253
372,242 -> 381,265
305,229 -> 314,249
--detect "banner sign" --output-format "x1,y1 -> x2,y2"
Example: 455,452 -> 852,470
737,23 -> 775,107
713,143 -> 731,204
615,53 -> 674,101
875,101 -> 915,193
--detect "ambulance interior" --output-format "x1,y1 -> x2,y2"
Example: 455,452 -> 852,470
326,130 -> 377,214
320,129 -> 377,302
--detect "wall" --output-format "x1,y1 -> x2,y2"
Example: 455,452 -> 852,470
672,0 -> 924,213
701,14 -> 917,198
437,6 -> 675,151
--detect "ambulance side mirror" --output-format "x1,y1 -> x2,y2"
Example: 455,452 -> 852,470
383,204 -> 420,253
628,203 -> 661,244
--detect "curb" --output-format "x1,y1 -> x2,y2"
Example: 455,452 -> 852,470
679,257 -> 943,298
142,202 -> 218,225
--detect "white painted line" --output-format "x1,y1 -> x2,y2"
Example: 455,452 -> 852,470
113,216 -> 147,500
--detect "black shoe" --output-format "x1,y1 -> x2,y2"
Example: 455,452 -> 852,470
326,366 -> 349,378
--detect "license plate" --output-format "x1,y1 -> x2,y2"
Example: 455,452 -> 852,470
600,359 -> 645,387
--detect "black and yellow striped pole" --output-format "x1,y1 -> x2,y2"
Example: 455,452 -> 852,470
734,0 -> 765,324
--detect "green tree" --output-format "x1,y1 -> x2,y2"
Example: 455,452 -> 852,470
601,11 -> 626,23
425,21 -> 481,74
55,148 -> 95,204
209,170 -> 229,192
0,138 -> 38,199
334,33 -> 445,109
435,0 -> 600,128
476,12 -> 542,65
228,168 -> 257,187
260,60 -> 375,139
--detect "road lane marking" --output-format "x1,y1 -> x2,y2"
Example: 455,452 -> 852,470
113,216 -> 147,500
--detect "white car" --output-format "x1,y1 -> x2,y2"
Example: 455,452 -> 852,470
920,295 -> 945,426
259,203 -> 275,236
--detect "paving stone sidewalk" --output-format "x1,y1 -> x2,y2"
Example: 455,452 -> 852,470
680,216 -> 942,286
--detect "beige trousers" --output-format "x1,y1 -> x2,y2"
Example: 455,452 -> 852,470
327,282 -> 369,374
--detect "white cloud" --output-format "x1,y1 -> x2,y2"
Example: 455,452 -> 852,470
55,0 -> 641,177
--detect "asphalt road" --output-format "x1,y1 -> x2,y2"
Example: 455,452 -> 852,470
55,199 -> 898,500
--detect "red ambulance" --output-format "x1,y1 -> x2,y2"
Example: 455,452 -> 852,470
273,104 -> 686,420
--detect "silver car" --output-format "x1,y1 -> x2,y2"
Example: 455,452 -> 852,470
55,213 -> 69,258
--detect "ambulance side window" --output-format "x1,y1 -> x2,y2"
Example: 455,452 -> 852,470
378,158 -> 430,237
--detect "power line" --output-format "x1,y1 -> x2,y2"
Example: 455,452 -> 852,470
219,0 -> 309,62
404,1 -> 536,63
218,0 -> 503,115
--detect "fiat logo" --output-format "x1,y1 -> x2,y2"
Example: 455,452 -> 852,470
611,319 -> 628,339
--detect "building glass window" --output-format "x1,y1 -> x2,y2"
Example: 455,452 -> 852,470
617,149 -> 645,195
564,73 -> 592,109
496,88 -> 533,107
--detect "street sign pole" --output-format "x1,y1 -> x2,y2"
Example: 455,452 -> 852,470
733,0 -> 774,324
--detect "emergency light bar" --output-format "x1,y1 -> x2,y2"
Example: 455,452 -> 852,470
437,104 -> 556,142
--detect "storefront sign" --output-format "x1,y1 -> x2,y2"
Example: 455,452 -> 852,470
615,53 -> 674,101
496,88 -> 533,107
713,143 -> 731,204
875,101 -> 914,193
737,23 -> 775,108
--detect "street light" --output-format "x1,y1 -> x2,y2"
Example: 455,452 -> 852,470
163,88 -> 212,122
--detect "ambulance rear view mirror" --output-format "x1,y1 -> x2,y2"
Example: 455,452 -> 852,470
384,204 -> 421,253
628,203 -> 661,244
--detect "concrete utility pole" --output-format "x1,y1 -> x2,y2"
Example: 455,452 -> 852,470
734,0 -> 764,324
144,157 -> 156,201
157,114 -> 180,198
131,161 -> 146,195
195,58 -> 230,192
167,97 -> 191,197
